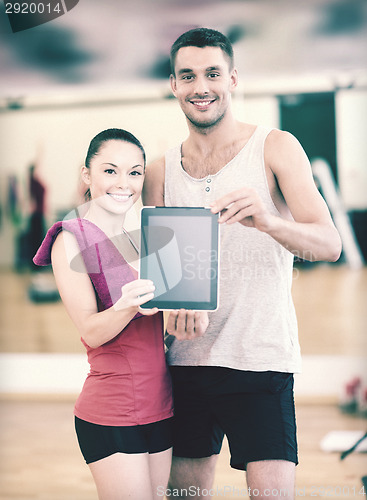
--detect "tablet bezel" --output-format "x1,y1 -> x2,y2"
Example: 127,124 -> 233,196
139,206 -> 219,311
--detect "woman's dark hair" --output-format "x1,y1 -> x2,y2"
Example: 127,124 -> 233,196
84,128 -> 146,201
170,27 -> 234,75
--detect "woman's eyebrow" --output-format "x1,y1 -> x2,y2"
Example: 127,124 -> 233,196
101,163 -> 143,169
101,162 -> 118,168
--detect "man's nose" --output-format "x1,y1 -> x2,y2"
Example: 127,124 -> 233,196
193,75 -> 210,95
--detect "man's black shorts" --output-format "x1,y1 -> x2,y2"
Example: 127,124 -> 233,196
170,366 -> 298,471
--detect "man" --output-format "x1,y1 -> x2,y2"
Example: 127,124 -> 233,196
143,28 -> 341,499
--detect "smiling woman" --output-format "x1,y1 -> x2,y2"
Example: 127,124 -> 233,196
82,128 -> 145,202
32,128 -> 175,500
81,139 -> 145,230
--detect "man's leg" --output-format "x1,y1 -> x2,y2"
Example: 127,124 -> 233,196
167,368 -> 224,499
246,460 -> 296,500
167,455 -> 219,499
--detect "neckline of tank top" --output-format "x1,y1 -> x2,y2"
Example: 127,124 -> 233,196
178,125 -> 261,182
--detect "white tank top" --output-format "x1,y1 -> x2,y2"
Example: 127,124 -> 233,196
164,126 -> 301,373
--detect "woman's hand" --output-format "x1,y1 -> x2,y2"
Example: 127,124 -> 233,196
114,280 -> 158,315
166,309 -> 209,341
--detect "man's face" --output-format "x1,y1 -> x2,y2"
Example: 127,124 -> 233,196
170,46 -> 238,130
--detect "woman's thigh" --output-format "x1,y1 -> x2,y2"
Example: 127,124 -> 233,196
89,452 -> 154,500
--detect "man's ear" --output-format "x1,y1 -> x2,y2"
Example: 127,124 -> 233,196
230,67 -> 239,92
170,74 -> 177,97
81,166 -> 91,185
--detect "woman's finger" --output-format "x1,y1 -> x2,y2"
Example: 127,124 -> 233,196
138,306 -> 159,316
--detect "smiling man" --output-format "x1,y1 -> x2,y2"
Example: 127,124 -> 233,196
143,28 -> 341,500
171,45 -> 235,132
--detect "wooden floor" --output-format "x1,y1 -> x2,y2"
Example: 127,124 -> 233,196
0,398 -> 366,499
0,265 -> 366,498
0,264 -> 366,355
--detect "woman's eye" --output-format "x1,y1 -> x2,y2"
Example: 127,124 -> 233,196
130,170 -> 143,176
104,169 -> 116,175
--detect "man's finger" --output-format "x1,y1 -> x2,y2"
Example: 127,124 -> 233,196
211,189 -> 248,213
166,310 -> 179,333
217,199 -> 250,223
175,309 -> 187,333
184,311 -> 195,337
194,311 -> 209,336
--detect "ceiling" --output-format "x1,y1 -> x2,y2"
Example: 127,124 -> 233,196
0,0 -> 366,98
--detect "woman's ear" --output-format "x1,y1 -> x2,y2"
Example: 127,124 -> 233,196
81,166 -> 91,185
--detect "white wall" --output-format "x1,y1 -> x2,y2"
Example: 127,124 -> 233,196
1,352 -> 365,399
2,85 -> 365,267
0,92 -> 279,266
335,88 -> 367,210
0,99 -> 187,214
0,97 -> 187,266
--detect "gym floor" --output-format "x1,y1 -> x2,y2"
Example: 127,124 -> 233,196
0,264 -> 366,499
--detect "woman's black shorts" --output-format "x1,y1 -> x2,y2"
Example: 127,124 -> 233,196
75,416 -> 173,464
170,366 -> 298,471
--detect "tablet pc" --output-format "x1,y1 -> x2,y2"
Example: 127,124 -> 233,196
139,207 -> 219,310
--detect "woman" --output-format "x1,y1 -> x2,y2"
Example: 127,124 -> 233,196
34,129 -> 173,500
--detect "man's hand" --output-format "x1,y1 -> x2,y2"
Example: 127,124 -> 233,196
211,187 -> 275,232
166,309 -> 209,341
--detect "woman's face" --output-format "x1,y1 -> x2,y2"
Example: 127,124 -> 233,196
82,140 -> 145,216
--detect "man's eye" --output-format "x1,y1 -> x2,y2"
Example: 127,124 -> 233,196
182,75 -> 194,80
208,73 -> 220,78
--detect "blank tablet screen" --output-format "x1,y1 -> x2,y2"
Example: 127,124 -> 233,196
139,207 -> 219,310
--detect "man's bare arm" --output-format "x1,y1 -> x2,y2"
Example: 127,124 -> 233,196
211,130 -> 342,262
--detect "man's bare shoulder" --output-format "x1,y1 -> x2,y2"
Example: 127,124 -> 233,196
146,155 -> 165,175
266,128 -> 301,152
143,156 -> 166,206
265,128 -> 308,173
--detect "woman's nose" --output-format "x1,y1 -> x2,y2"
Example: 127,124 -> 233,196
115,173 -> 128,189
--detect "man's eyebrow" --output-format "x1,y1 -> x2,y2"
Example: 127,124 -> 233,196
177,68 -> 194,76
177,65 -> 223,76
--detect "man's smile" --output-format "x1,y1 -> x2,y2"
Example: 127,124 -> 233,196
189,98 -> 216,110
